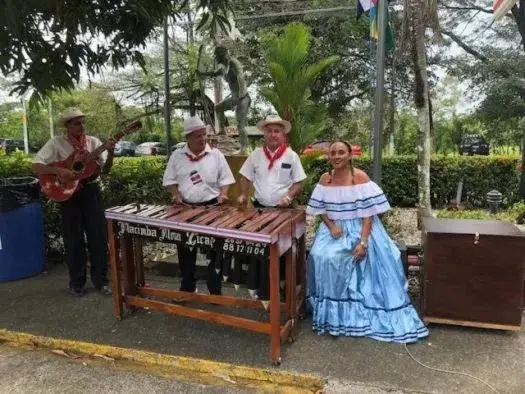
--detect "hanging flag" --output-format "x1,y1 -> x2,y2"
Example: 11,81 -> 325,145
493,0 -> 519,21
369,0 -> 395,51
356,0 -> 373,20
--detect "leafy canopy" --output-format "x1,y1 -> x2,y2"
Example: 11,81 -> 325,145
0,0 -> 232,98
259,22 -> 339,151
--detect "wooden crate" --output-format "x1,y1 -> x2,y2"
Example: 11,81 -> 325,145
421,217 -> 525,331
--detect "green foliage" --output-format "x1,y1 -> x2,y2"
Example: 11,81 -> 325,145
100,157 -> 171,207
50,88 -> 119,139
0,102 -> 24,139
1,0 -> 175,97
394,110 -> 419,155
0,0 -> 235,98
0,88 -> 184,151
232,0 -> 374,117
298,154 -> 522,209
437,201 -> 525,224
0,154 -> 171,255
195,0 -> 234,37
0,151 -> 32,178
259,22 -> 339,152
1,153 -> 521,254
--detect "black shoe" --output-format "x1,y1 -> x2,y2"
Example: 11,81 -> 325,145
69,287 -> 86,297
97,285 -> 112,295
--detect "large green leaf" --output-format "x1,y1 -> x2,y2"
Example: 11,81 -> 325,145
259,22 -> 339,151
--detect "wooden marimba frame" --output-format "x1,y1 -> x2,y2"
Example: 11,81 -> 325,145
105,203 -> 306,365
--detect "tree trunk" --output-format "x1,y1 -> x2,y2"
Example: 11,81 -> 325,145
388,50 -> 398,155
187,11 -> 196,117
520,130 -> 525,201
512,1 -> 525,199
413,22 -> 432,227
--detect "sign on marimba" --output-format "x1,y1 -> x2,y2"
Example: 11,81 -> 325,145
116,221 -> 268,257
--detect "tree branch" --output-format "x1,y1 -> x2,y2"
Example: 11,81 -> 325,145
511,2 -> 525,51
441,29 -> 488,62
440,5 -> 492,14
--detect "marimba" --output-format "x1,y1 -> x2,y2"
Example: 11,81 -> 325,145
105,203 -> 306,365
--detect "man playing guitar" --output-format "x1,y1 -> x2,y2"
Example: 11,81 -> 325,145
32,107 -> 115,297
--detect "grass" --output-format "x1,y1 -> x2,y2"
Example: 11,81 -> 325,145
436,201 -> 525,223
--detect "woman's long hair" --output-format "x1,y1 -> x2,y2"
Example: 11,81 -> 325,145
327,140 -> 355,185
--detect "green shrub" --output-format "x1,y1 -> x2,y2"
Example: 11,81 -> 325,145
0,154 -> 172,256
1,153 -> 522,255
100,156 -> 171,207
436,201 -> 525,224
299,154 -> 521,209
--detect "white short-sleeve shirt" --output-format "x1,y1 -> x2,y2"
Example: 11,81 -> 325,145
239,147 -> 306,207
163,143 -> 235,204
32,135 -> 107,166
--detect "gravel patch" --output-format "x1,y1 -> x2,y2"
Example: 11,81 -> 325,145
305,207 -> 423,249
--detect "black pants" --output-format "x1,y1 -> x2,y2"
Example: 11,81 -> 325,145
60,182 -> 108,290
244,200 -> 286,301
177,246 -> 222,294
177,198 -> 222,295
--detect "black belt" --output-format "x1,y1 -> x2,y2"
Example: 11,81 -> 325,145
182,197 -> 218,206
253,199 -> 274,208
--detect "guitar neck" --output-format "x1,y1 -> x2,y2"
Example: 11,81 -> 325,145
75,121 -> 141,167
84,131 -> 127,164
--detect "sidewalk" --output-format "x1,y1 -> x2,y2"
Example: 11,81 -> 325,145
0,264 -> 523,393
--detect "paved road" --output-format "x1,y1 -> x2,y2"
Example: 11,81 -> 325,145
2,265 -> 523,393
0,345 -> 249,394
0,345 -> 407,393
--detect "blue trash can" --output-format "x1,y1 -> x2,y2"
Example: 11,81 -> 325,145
0,177 -> 45,282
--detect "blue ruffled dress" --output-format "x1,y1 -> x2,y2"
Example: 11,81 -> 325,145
306,181 -> 429,343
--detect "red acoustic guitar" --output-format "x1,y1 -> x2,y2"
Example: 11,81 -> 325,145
39,120 -> 142,202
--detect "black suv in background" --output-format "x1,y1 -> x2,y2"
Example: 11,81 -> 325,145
459,135 -> 489,156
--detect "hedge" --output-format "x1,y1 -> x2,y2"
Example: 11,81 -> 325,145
1,152 -> 521,254
298,153 -> 522,208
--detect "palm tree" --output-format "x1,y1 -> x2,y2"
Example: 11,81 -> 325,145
259,22 -> 339,152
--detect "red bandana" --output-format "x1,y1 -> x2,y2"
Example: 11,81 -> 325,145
185,152 -> 208,162
263,144 -> 288,169
67,133 -> 87,153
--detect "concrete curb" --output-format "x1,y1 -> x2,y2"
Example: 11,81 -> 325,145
0,329 -> 325,393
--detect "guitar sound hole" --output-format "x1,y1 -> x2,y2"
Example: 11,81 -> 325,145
72,162 -> 84,172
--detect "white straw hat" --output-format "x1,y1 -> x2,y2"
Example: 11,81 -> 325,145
183,116 -> 207,136
60,107 -> 85,126
256,114 -> 291,134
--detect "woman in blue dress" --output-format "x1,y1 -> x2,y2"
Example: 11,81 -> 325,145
306,140 -> 428,343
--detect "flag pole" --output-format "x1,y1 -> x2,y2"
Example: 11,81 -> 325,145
21,98 -> 29,154
372,0 -> 388,185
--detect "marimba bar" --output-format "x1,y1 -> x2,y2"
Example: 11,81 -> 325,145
105,203 -> 306,365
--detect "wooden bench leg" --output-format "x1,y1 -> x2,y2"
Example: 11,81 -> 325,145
285,239 -> 297,342
297,234 -> 307,318
120,234 -> 136,311
107,220 -> 123,320
269,243 -> 281,366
